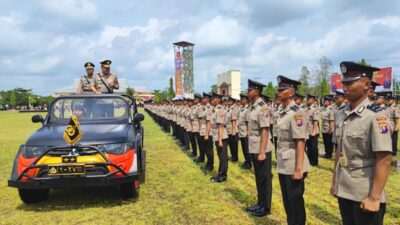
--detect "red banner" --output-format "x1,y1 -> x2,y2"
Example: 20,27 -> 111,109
373,67 -> 392,91
330,73 -> 343,94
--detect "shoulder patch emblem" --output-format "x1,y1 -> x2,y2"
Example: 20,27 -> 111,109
376,116 -> 388,134
295,114 -> 303,127
219,111 -> 224,117
261,107 -> 269,118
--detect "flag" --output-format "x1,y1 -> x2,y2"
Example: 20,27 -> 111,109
63,115 -> 83,144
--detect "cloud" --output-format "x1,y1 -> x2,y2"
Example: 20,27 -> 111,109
25,56 -> 63,73
1,0 -> 400,95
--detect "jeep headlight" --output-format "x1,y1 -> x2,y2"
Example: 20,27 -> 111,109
103,143 -> 133,155
20,145 -> 45,158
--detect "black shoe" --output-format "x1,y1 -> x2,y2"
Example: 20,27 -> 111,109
251,207 -> 271,217
194,158 -> 205,163
210,175 -> 227,183
245,204 -> 260,212
210,176 -> 220,182
241,163 -> 252,170
202,164 -> 213,171
322,154 -> 332,159
190,153 -> 197,157
216,176 -> 227,183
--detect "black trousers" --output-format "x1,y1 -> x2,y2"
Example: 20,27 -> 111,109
338,198 -> 386,225
195,132 -> 204,160
165,120 -> 170,133
322,132 -> 333,157
172,122 -> 176,137
215,139 -> 228,177
278,173 -> 307,225
189,132 -> 197,155
270,125 -> 274,140
273,136 -> 278,159
228,134 -> 239,160
392,131 -> 398,156
203,136 -> 214,167
250,152 -> 272,209
306,135 -> 319,166
183,130 -> 190,148
240,137 -> 251,165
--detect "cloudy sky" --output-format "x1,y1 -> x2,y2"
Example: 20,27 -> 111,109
1,0 -> 400,95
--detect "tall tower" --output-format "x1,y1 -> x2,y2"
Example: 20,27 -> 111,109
173,41 -> 194,98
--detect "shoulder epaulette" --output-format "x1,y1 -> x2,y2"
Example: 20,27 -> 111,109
290,105 -> 299,112
367,104 -> 381,113
338,104 -> 347,110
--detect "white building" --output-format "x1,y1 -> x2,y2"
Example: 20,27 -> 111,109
217,70 -> 241,99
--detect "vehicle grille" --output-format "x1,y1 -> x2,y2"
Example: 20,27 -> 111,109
45,145 -> 105,156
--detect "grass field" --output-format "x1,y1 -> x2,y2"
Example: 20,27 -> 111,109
0,110 -> 399,225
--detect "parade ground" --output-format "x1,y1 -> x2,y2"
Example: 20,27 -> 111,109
0,110 -> 399,225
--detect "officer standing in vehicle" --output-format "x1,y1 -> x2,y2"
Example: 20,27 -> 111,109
93,60 -> 120,117
276,75 -> 310,225
331,61 -> 392,225
95,60 -> 119,93
208,92 -> 229,183
77,62 -> 99,94
245,80 -> 273,217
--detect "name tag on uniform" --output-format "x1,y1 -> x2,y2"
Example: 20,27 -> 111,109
339,157 -> 348,167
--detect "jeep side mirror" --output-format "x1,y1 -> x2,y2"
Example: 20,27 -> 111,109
134,113 -> 145,122
32,114 -> 44,124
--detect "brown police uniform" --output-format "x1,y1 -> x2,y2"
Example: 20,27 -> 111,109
247,96 -> 273,213
321,103 -> 335,158
305,101 -> 320,165
210,103 -> 229,180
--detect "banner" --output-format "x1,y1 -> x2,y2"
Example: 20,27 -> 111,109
330,73 -> 343,94
174,49 -> 183,98
373,67 -> 392,92
183,48 -> 194,98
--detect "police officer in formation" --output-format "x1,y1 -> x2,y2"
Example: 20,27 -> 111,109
305,94 -> 320,166
385,92 -> 399,156
245,79 -> 273,217
238,93 -> 252,169
144,60 -> 395,224
225,97 -> 239,162
331,61 -> 392,225
191,94 -> 203,162
200,92 -> 214,171
321,95 -> 335,159
207,92 -> 229,182
275,75 -> 310,225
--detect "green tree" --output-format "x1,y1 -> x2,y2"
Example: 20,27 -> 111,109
359,58 -> 370,66
313,56 -> 332,97
262,82 -> 277,98
168,77 -> 175,99
211,84 -> 218,93
153,89 -> 168,103
125,87 -> 135,96
10,91 -> 17,107
297,66 -> 312,95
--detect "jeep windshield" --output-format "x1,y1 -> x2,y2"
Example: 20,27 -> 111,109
49,96 -> 129,123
